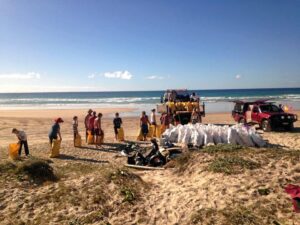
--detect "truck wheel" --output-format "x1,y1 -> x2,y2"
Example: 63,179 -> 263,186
284,123 -> 294,131
261,120 -> 271,132
239,118 -> 245,124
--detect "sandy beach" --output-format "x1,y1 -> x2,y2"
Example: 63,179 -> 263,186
0,108 -> 300,225
0,108 -> 299,148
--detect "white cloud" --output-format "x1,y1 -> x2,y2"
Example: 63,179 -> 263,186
103,70 -> 132,80
0,72 -> 41,80
235,74 -> 241,79
146,75 -> 165,80
88,74 -> 95,79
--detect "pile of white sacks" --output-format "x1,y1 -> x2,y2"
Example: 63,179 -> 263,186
162,123 -> 267,147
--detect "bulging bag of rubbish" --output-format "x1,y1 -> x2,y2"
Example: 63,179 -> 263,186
229,127 -> 245,146
182,126 -> 192,145
191,128 -> 204,147
249,128 -> 266,147
147,125 -> 155,138
212,126 -> 222,144
156,125 -> 162,138
168,127 -> 179,143
8,143 -> 20,160
137,129 -> 143,141
204,124 -> 214,145
75,134 -> 82,147
50,139 -> 61,158
236,126 -> 255,147
117,128 -> 125,141
87,131 -> 94,144
228,128 -> 237,145
177,125 -> 186,143
219,126 -> 229,143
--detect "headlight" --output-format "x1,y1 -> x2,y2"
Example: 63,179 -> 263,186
281,116 -> 285,119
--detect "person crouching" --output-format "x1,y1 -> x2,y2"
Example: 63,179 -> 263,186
12,128 -> 30,157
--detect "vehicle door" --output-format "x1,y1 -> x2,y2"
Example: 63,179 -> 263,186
251,105 -> 260,122
232,103 -> 242,121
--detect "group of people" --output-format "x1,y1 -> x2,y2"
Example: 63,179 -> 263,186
12,105 -> 202,157
83,109 -> 104,146
11,117 -> 64,157
139,106 -> 201,141
83,109 -> 123,145
11,110 -> 123,157
163,91 -> 200,103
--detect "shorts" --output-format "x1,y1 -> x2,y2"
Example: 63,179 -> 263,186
88,128 -> 95,135
114,127 -> 120,135
94,128 -> 100,136
141,124 -> 149,135
49,135 -> 57,144
151,122 -> 156,126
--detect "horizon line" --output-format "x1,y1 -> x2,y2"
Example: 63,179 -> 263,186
0,86 -> 300,94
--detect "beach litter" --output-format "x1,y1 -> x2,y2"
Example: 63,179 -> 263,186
162,123 -> 267,147
123,139 -> 182,168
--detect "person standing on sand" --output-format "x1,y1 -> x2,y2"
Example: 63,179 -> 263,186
12,128 -> 30,156
72,116 -> 79,147
191,108 -> 200,124
94,113 -> 103,146
150,109 -> 157,126
160,112 -> 170,129
88,111 -> 97,141
49,118 -> 64,145
140,111 -> 150,141
84,109 -> 93,143
113,112 -> 122,140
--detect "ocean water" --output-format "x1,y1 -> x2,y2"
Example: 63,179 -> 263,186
0,88 -> 300,114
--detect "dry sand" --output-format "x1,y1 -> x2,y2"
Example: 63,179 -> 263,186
0,108 -> 300,225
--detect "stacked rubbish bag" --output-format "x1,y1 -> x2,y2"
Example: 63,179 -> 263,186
162,124 -> 267,147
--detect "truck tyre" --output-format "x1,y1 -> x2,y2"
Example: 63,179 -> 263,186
284,123 -> 294,131
261,119 -> 271,132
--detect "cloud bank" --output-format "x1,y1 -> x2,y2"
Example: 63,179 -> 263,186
104,70 -> 132,80
0,72 -> 41,80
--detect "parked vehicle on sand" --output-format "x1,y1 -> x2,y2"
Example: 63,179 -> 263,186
157,89 -> 205,125
232,100 -> 298,132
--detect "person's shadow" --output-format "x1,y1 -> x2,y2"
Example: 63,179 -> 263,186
58,154 -> 109,164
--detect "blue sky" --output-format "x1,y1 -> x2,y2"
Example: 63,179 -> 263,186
0,0 -> 299,92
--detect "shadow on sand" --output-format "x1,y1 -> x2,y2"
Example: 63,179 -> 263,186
57,154 -> 109,164
77,145 -> 120,153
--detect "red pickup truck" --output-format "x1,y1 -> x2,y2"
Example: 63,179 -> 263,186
232,100 -> 298,132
